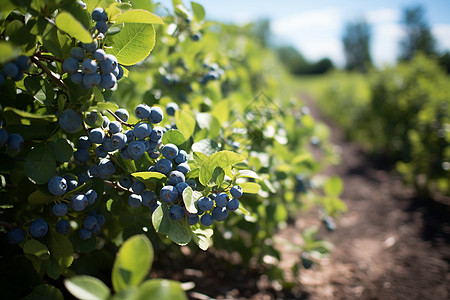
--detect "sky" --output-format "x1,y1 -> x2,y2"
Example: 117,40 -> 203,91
160,0 -> 450,67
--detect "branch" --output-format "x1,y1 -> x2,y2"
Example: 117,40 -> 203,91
31,56 -> 67,90
104,180 -> 130,192
106,109 -> 134,127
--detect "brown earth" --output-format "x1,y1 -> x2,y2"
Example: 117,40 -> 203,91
152,94 -> 450,300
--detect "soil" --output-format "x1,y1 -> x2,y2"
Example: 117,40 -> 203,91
152,93 -> 450,300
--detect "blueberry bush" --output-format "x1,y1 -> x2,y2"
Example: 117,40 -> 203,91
0,0 -> 344,297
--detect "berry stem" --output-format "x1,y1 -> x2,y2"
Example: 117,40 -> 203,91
34,53 -> 65,63
104,179 -> 130,192
31,56 -> 67,89
106,109 -> 134,127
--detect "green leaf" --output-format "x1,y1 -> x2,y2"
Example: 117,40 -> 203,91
198,151 -> 245,186
69,233 -> 97,253
175,110 -> 195,139
55,12 -> 93,43
3,106 -> 57,124
161,129 -> 185,146
167,218 -> 191,246
113,9 -> 164,24
238,204 -> 250,216
112,152 -> 137,174
112,234 -> 154,293
190,226 -> 213,251
42,20 -> 72,57
47,256 -> 61,279
236,170 -> 259,180
191,2 -> 205,22
193,151 -> 208,165
0,41 -> 20,64
65,276 -> 111,300
152,203 -> 171,234
239,182 -> 261,194
25,143 -> 56,185
28,190 -> 55,205
22,284 -> 64,300
324,176 -> 343,196
131,279 -> 187,300
50,231 -> 74,270
48,138 -> 73,163
95,102 -> 119,112
131,171 -> 166,182
181,186 -> 200,214
106,23 -> 155,66
191,139 -> 219,156
196,113 -> 220,138
23,239 -> 50,260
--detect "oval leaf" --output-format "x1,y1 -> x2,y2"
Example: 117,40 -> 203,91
64,276 -> 110,300
25,143 -> 56,184
199,151 -> 245,186
132,279 -> 187,300
324,176 -> 343,196
55,12 -> 92,43
181,187 -> 200,214
131,171 -> 166,182
239,182 -> 261,194
113,9 -> 164,24
112,235 -> 154,293
162,129 -> 186,146
175,110 -> 195,139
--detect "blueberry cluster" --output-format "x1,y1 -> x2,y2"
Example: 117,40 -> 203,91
91,7 -> 109,35
62,41 -> 123,90
0,128 -> 24,151
295,174 -> 310,193
78,211 -> 106,240
200,62 -> 224,85
0,55 -> 31,85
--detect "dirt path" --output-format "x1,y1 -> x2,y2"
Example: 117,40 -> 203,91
288,93 -> 450,299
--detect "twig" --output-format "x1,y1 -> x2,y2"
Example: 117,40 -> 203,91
0,220 -> 14,229
106,109 -> 134,127
31,56 -> 67,90
34,53 -> 65,63
104,179 -> 130,192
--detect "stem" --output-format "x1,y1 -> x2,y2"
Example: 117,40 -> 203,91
31,56 -> 67,90
104,180 -> 130,192
34,53 -> 64,63
106,109 -> 134,127
0,220 -> 14,229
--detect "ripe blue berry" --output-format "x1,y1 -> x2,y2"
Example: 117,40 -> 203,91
7,228 -> 25,245
71,194 -> 88,211
167,170 -> 185,186
0,73 -> 5,85
95,20 -> 109,34
79,228 -> 92,240
215,193 -> 229,208
119,176 -> 133,188
99,54 -> 117,73
63,175 -> 78,192
78,135 -> 92,149
70,47 -> 86,61
16,55 -> 31,71
187,215 -> 199,225
127,140 -> 146,160
85,189 -> 97,205
161,143 -> 178,160
135,104 -> 151,119
48,176 -> 67,196
86,111 -> 98,125
149,127 -> 164,142
116,65 -> 124,80
29,218 -> 48,238
128,193 -> 142,207
56,219 -> 71,235
166,102 -> 179,116
92,7 -> 107,22
62,57 -> 79,74
149,106 -> 164,123
133,122 -> 151,139
175,182 -> 189,194
115,108 -> 129,122
197,196 -> 213,211
7,133 -> 24,151
0,129 -> 8,147
160,185 -> 179,203
95,145 -> 108,158
169,204 -> 184,220
93,49 -> 106,62
83,215 -> 98,230
2,62 -> 19,78
155,158 -> 172,175
74,148 -> 90,163
212,206 -> 228,222
142,190 -> 156,207
174,149 -> 188,164
100,73 -> 117,90
200,213 -> 213,226
108,121 -> 122,134
226,198 -> 239,211
176,162 -> 191,175
53,203 -> 68,216
111,132 -> 127,150
82,41 -> 98,53
230,185 -> 243,199
149,150 -> 160,159
131,180 -> 146,194
98,159 -> 115,177
89,128 -> 106,144
59,109 -> 82,133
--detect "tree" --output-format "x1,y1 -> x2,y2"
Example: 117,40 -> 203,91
342,19 -> 372,72
399,5 -> 436,61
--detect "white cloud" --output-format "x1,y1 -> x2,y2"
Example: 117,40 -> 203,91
371,23 -> 405,66
365,8 -> 400,24
433,24 -> 450,51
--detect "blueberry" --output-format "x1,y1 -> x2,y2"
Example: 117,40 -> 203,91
167,170 -> 185,186
127,140 -> 146,160
48,176 -> 67,196
200,213 -> 213,226
78,172 -> 90,184
102,116 -> 110,128
174,149 -> 188,164
78,135 -> 92,149
115,108 -> 129,122
176,162 -> 190,175
89,128 -> 106,144
149,150 -> 160,159
98,159 -> 115,177
79,228 -> 92,240
55,219 -> 71,235
230,185 -> 243,199
29,218 -> 48,238
99,54 -> 117,73
0,129 -> 8,147
131,180 -> 146,194
71,194 -> 88,211
88,165 -> 100,178
124,129 -> 134,143
85,189 -> 97,205
59,109 -> 82,133
187,215 -> 199,225
160,185 -> 179,203
149,106 -> 164,123
133,122 -> 151,139
212,206 -> 228,222
96,214 -> 105,226
82,41 -> 98,52
77,0 -> 87,9
95,20 -> 109,34
197,196 -> 214,211
15,55 -> 31,71
169,204 -> 184,220
128,193 -> 142,207
155,158 -> 172,175
62,57 -> 79,74
100,73 -> 117,90
141,190 -> 156,207
74,148 -> 90,163
175,181 -> 189,194
111,132 -> 127,150
7,133 -> 24,151
108,121 -> 122,134
53,203 -> 68,216
83,72 -> 101,89
191,32 -> 202,41
186,179 -> 197,188
94,145 -> 108,158
2,62 -> 19,78
7,228 -> 25,244
119,176 -> 133,188
215,193 -> 229,208
70,47 -> 86,61
92,7 -> 107,21
82,58 -> 98,73
0,73 -> 5,85
226,198 -> 239,211
63,175 -> 78,192
149,127 -> 164,142
135,104 -> 151,119
165,102 -> 179,116
83,215 -> 98,230
116,65 -> 124,80
102,138 -> 114,153
93,49 -> 106,62
161,143 -> 178,160
86,111 -> 98,125
12,72 -> 24,82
